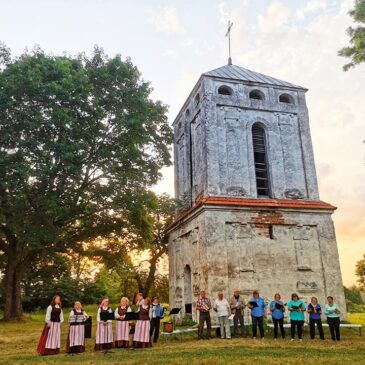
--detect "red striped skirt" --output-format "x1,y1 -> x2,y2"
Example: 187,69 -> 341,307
133,320 -> 151,348
115,320 -> 130,348
37,323 -> 61,356
66,324 -> 85,353
95,321 -> 113,351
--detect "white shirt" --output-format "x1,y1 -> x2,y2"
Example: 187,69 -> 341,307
213,298 -> 230,317
97,306 -> 113,323
45,304 -> 64,323
114,306 -> 132,319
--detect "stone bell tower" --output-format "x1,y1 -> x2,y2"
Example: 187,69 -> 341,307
167,63 -> 346,320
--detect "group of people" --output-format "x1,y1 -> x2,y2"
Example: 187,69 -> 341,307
37,293 -> 165,356
36,289 -> 342,356
197,289 -> 341,342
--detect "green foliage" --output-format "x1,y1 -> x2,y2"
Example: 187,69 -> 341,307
338,0 -> 365,70
0,45 -> 172,319
344,285 -> 364,304
344,285 -> 365,312
355,253 -> 365,287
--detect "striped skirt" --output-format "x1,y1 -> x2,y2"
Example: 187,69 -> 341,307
133,320 -> 151,348
66,324 -> 85,353
115,320 -> 130,348
95,321 -> 113,351
37,322 -> 61,356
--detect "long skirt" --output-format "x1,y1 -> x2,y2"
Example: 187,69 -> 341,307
95,321 -> 113,351
37,322 -> 61,356
133,320 -> 151,348
66,324 -> 85,353
115,320 -> 130,348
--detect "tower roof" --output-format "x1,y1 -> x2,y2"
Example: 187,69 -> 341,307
203,64 -> 307,90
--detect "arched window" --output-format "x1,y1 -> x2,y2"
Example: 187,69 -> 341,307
218,85 -> 233,96
184,265 -> 192,314
252,124 -> 270,197
194,93 -> 200,107
279,93 -> 294,104
249,90 -> 264,100
185,109 -> 190,120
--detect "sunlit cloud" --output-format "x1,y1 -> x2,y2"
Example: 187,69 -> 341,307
147,6 -> 186,35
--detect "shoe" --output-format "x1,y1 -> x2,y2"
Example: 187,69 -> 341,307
290,338 -> 295,341
252,337 -> 256,340
299,339 -> 302,342
261,337 -> 265,340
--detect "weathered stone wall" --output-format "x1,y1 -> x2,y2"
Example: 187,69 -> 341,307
169,206 -> 347,322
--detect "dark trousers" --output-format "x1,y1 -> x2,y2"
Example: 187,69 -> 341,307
251,316 -> 264,338
309,318 -> 324,339
273,317 -> 285,338
233,310 -> 244,336
327,317 -> 340,341
198,312 -> 211,339
150,317 -> 161,343
290,320 -> 304,339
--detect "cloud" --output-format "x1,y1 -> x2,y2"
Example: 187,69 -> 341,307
257,1 -> 291,32
147,6 -> 185,35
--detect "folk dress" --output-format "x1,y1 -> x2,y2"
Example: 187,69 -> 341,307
37,305 -> 64,356
114,305 -> 132,348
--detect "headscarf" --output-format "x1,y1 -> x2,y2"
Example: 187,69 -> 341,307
99,297 -> 109,308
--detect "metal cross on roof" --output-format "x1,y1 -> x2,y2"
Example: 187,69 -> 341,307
225,20 -> 233,65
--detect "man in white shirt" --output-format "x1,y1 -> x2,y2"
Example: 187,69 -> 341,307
213,291 -> 231,339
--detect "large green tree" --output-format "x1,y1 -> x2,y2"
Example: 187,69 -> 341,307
0,45 -> 172,320
338,0 -> 365,71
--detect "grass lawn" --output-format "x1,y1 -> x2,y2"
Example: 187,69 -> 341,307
0,312 -> 364,365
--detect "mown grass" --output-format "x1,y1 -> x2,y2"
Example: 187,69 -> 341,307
0,313 -> 364,365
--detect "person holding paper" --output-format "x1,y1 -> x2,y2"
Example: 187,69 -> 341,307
213,291 -> 231,339
95,297 -> 114,351
66,301 -> 88,354
37,295 -> 64,356
133,296 -> 152,348
270,293 -> 285,339
308,297 -> 325,340
230,289 -> 246,337
196,290 -> 212,340
115,297 -> 132,348
248,290 -> 266,339
287,293 -> 306,341
324,296 -> 341,341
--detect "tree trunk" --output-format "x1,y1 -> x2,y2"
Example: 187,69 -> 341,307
3,257 -> 24,320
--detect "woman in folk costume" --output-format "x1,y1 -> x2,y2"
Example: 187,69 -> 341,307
37,295 -> 64,356
133,296 -> 152,348
114,297 -> 132,348
66,301 -> 88,354
95,297 -> 114,351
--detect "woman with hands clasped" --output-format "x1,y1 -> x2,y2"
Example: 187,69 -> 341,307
324,296 -> 341,341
